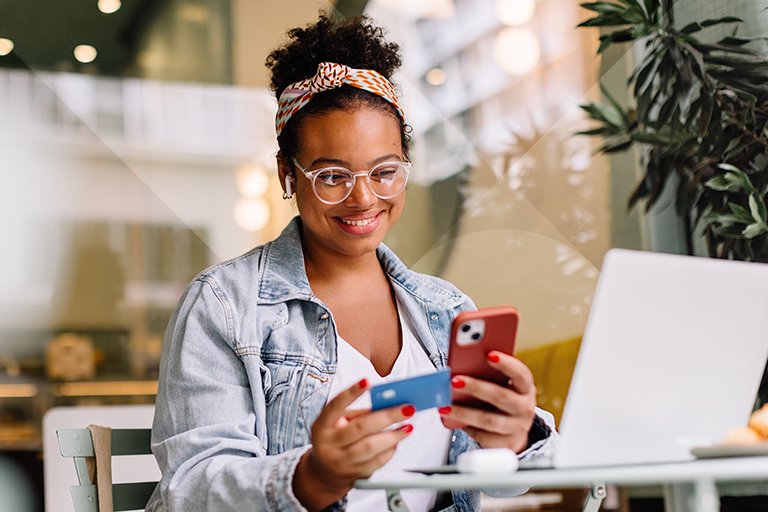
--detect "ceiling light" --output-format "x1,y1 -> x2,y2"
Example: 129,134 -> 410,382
495,0 -> 536,27
236,166 -> 270,198
0,38 -> 14,56
426,68 -> 446,86
74,45 -> 98,63
493,28 -> 541,75
234,198 -> 271,232
97,0 -> 121,14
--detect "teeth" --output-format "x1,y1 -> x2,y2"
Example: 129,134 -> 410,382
340,217 -> 374,226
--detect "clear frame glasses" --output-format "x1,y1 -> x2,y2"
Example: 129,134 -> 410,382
291,156 -> 412,205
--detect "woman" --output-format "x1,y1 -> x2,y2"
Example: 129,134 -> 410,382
147,14 -> 556,512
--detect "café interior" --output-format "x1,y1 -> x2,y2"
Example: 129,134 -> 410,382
1,0 -> 767,511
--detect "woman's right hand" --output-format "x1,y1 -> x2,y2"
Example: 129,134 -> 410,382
292,378 -> 415,511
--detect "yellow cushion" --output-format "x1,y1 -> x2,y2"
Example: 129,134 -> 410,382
516,337 -> 582,428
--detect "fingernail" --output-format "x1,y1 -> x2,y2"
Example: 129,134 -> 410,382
401,424 -> 413,434
358,378 -> 368,389
451,377 -> 465,389
487,352 -> 500,363
438,406 -> 452,415
401,405 -> 416,417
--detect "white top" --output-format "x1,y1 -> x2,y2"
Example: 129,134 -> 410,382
327,303 -> 452,512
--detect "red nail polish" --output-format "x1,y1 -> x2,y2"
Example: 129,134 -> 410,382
401,405 -> 416,417
438,406 -> 452,415
401,424 -> 413,434
487,352 -> 500,363
451,377 -> 466,389
358,378 -> 368,389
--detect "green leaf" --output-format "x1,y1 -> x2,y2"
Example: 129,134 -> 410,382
729,203 -> 754,224
697,92 -> 714,136
595,31 -> 634,54
575,127 -> 611,136
702,212 -> 740,227
636,79 -> 655,123
633,56 -> 658,97
657,93 -> 678,128
718,163 -> 742,174
631,132 -> 672,145
696,42 -> 763,56
681,22 -> 703,34
716,164 -> 757,194
706,173 -> 742,192
748,194 -> 767,223
615,0 -> 643,10
742,222 -> 768,239
642,0 -> 659,21
578,14 -> 631,27
610,28 -> 636,43
600,139 -> 634,153
712,224 -> 750,238
700,16 -> 743,27
718,36 -> 765,47
600,83 -> 629,125
580,2 -> 628,14
620,6 -> 646,23
593,101 -> 627,129
680,43 -> 707,81
669,103 -> 681,139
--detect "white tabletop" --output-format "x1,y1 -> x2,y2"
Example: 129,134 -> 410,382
354,456 -> 768,491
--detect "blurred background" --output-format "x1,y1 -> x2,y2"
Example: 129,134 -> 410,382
0,0 -> 766,511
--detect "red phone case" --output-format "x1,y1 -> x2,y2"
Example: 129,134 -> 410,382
447,306 -> 519,416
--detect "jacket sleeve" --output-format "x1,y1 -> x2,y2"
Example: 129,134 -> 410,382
147,279 -> 326,512
479,408 -> 560,501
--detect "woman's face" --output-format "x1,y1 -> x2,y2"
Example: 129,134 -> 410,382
279,106 -> 406,262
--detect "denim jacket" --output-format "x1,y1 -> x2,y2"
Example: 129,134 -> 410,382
146,217 -> 557,512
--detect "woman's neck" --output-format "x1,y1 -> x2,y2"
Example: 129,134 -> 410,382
301,234 -> 385,288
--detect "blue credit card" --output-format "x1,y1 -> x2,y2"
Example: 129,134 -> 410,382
370,369 -> 452,412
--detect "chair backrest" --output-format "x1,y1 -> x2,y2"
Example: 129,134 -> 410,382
43,405 -> 159,512
57,428 -> 158,512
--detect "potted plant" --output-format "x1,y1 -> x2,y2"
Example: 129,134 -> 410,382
576,0 -> 768,261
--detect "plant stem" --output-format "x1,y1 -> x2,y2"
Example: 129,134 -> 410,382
663,0 -> 674,26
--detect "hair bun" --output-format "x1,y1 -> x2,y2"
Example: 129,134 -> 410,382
266,13 -> 402,101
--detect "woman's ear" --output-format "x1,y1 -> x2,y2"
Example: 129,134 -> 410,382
276,152 -> 294,199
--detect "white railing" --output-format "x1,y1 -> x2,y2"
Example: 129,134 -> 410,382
0,69 -> 277,158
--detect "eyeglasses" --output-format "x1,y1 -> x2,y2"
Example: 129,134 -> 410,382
291,156 -> 412,205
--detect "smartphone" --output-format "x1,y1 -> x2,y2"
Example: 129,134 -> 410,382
447,306 -> 519,418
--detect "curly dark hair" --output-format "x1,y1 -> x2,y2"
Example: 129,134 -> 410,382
266,13 -> 410,162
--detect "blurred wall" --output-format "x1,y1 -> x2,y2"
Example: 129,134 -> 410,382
232,0 -> 336,88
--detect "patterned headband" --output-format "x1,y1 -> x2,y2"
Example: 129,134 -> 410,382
275,62 -> 405,137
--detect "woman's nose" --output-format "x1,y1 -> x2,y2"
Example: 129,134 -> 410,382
345,174 -> 377,206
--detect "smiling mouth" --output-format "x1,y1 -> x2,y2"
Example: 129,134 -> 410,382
339,217 -> 376,227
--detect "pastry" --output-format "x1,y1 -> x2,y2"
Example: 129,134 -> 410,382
722,426 -> 765,445
748,404 -> 768,437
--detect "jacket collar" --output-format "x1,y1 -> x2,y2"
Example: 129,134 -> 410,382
258,216 -> 463,308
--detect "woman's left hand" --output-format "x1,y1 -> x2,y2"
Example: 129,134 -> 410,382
439,351 -> 537,453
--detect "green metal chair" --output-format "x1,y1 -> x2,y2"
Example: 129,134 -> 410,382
57,428 -> 158,512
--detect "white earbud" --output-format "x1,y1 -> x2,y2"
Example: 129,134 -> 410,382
284,175 -> 293,199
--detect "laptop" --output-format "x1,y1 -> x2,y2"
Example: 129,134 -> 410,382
533,248 -> 768,469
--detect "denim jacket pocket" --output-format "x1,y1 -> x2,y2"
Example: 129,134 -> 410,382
264,362 -> 303,454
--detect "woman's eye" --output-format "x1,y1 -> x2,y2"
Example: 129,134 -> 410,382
371,165 -> 399,182
317,171 -> 348,186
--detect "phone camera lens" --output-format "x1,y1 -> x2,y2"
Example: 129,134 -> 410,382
471,332 -> 481,341
461,324 -> 471,332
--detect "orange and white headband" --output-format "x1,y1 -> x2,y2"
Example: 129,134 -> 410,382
275,62 -> 405,137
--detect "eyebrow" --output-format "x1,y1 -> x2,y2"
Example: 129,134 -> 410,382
309,154 -> 403,169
